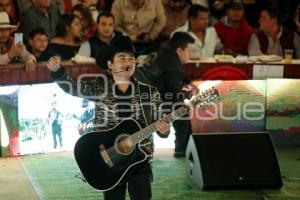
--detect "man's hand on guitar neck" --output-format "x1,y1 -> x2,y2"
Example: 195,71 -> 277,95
155,114 -> 170,136
184,98 -> 194,109
182,83 -> 199,95
190,83 -> 200,95
155,120 -> 170,135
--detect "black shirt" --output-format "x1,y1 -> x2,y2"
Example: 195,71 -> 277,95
115,84 -> 134,119
27,46 -> 58,62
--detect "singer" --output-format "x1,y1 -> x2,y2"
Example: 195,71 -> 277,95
46,41 -> 170,200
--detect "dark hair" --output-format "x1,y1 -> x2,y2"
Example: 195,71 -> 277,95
168,32 -> 195,50
29,27 -> 48,39
96,10 -> 115,23
72,4 -> 94,28
225,0 -> 244,10
261,6 -> 281,24
188,4 -> 209,18
55,13 -> 80,37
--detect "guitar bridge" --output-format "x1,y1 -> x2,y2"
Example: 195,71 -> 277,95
99,144 -> 114,168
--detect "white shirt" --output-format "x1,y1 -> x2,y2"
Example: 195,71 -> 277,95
174,22 -> 223,58
77,41 -> 91,57
191,0 -> 208,8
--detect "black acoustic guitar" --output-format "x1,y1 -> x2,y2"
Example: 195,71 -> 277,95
74,88 -> 220,191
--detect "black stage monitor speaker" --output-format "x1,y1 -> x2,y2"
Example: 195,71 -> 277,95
185,132 -> 283,190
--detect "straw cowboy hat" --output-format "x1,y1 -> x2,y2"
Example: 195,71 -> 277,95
0,12 -> 17,29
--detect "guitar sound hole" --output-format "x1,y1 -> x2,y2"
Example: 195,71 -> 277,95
115,134 -> 134,155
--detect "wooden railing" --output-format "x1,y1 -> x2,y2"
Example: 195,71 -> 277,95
0,61 -> 105,86
1,59 -> 300,85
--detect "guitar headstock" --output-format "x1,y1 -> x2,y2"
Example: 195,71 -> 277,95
189,87 -> 220,109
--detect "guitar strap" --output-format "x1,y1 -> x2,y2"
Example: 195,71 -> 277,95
138,83 -> 153,126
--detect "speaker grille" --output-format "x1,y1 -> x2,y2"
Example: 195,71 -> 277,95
191,132 -> 282,189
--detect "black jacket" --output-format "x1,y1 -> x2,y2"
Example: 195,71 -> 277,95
134,47 -> 190,103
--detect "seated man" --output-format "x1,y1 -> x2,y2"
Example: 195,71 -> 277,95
27,28 -> 59,62
174,4 -> 223,59
193,0 -> 231,24
214,0 -> 254,56
20,0 -> 60,43
248,7 -> 300,58
0,12 -> 36,71
77,11 -> 133,58
111,0 -> 166,54
159,0 -> 190,47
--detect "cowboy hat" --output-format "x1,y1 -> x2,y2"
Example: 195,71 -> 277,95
95,36 -> 135,70
0,12 -> 17,29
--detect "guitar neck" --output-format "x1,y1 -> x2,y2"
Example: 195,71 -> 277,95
130,105 -> 189,145
129,87 -> 219,145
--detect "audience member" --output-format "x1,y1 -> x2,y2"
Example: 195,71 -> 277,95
50,13 -> 82,60
271,1 -> 292,29
241,0 -> 260,28
21,0 -> 60,43
78,0 -> 98,8
134,32 -> 197,158
27,28 -> 59,62
206,0 -> 231,25
174,4 -> 222,59
16,0 -> 36,13
72,3 -> 97,41
248,7 -> 300,59
0,12 -> 36,71
78,0 -> 99,21
289,1 -> 300,35
0,0 -> 18,26
100,0 -> 115,11
240,0 -> 292,29
111,0 -> 166,54
214,0 -> 254,55
16,0 -> 64,14
77,11 -> 133,58
191,0 -> 208,7
159,0 -> 190,47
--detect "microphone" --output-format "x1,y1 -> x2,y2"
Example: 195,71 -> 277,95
111,67 -> 130,74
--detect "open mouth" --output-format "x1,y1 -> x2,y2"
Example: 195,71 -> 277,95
123,66 -> 131,71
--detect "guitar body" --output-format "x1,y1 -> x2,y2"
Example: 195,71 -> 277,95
74,118 -> 146,191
